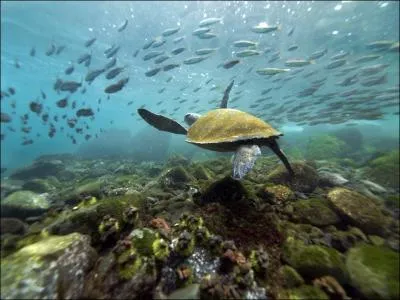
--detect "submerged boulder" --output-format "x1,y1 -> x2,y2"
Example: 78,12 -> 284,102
346,244 -> 399,299
1,233 -> 97,299
9,159 -> 64,180
1,190 -> 50,219
266,161 -> 319,193
291,198 -> 341,227
327,187 -> 391,235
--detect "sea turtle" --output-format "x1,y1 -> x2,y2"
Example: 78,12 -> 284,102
138,80 -> 294,180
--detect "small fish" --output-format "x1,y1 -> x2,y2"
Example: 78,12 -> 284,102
72,101 -> 77,109
84,56 -> 91,67
193,87 -> 201,92
308,49 -> 328,60
152,39 -> 166,48
336,74 -> 358,87
1,112 -> 12,123
166,76 -> 173,83
288,44 -> 298,51
104,44 -> 116,55
143,40 -> 155,50
85,68 -> 105,84
251,22 -> 280,33
145,67 -> 162,77
285,59 -> 314,67
85,37 -> 97,47
221,59 -> 240,69
143,50 -> 164,61
205,78 -> 213,85
192,27 -> 211,36
171,47 -> 186,55
8,87 -> 15,95
287,27 -> 295,36
158,87 -> 166,94
104,57 -> 117,70
76,108 -> 94,117
56,97 -> 68,108
105,46 -> 120,58
325,59 -> 347,69
59,80 -> 82,93
14,59 -> 21,69
195,48 -> 217,55
133,49 -> 140,57
22,139 -> 34,146
40,90 -> 46,99
330,51 -> 349,60
199,17 -> 222,27
118,19 -> 128,32
360,73 -> 387,87
81,87 -> 87,94
77,53 -> 91,64
236,50 -> 260,57
256,68 -> 290,75
29,101 -> 43,114
105,66 -> 125,80
162,27 -> 180,37
30,47 -> 36,56
154,55 -> 170,64
197,32 -> 217,39
359,64 -> 389,76
233,40 -> 258,47
184,56 -> 209,65
127,101 -> 134,106
365,40 -> 395,51
65,64 -> 74,75
173,37 -> 185,44
354,54 -> 381,64
56,45 -> 66,55
46,43 -> 56,56
261,88 -> 272,95
104,77 -> 129,93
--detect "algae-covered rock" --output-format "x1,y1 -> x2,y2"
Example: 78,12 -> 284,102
198,176 -> 248,205
160,165 -> 194,189
1,190 -> 50,219
291,198 -> 341,227
346,244 -> 399,299
167,283 -> 200,299
46,193 -> 143,242
0,218 -> 28,235
191,164 -> 213,180
1,233 -> 97,299
258,184 -> 294,204
59,179 -> 104,205
363,150 -> 399,189
305,135 -> 346,161
266,161 -> 319,193
283,238 -> 348,283
327,187 -> 391,235
329,226 -> 368,252
279,265 -> 304,288
9,159 -> 65,180
278,285 -> 329,300
22,178 -> 55,193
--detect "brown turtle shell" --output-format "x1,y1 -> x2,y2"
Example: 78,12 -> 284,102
186,108 -> 282,144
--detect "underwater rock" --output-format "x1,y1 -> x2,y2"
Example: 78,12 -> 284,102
313,275 -> 350,300
279,265 -> 305,288
22,178 -> 56,193
9,159 -> 65,180
1,232 -> 97,299
46,193 -> 143,243
362,150 -> 399,190
283,238 -> 348,284
305,135 -> 346,161
57,179 -> 104,205
266,161 -> 319,193
197,176 -> 248,205
278,285 -> 329,300
332,127 -> 364,153
1,190 -> 50,219
160,165 -> 194,189
249,247 -> 269,276
165,154 -> 191,167
327,187 -> 391,235
0,178 -> 23,198
0,217 -> 28,235
346,244 -> 399,299
318,170 -> 349,187
328,226 -> 368,252
258,184 -> 294,204
291,198 -> 341,227
166,283 -> 200,299
191,163 -> 213,180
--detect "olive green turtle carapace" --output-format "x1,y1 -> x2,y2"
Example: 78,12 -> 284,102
138,80 -> 294,180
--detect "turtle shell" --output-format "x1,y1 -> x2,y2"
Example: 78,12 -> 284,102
186,108 -> 282,144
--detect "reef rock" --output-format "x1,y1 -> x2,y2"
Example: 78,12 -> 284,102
1,233 -> 97,299
9,159 -> 64,180
266,161 -> 319,193
0,218 -> 28,235
291,198 -> 341,227
1,190 -> 50,219
346,244 -> 399,299
327,188 -> 391,235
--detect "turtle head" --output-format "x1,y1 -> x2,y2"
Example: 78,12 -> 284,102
184,113 -> 201,126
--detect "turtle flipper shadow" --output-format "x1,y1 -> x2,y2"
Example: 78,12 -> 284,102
232,145 -> 261,180
138,108 -> 187,135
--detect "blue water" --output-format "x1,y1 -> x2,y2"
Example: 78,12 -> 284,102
1,1 -> 399,170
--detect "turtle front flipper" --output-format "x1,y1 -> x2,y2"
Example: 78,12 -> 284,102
232,145 -> 261,180
138,108 -> 187,135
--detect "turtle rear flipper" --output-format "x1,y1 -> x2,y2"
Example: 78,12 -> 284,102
138,108 -> 187,135
232,145 -> 261,180
220,80 -> 235,108
269,139 -> 295,177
